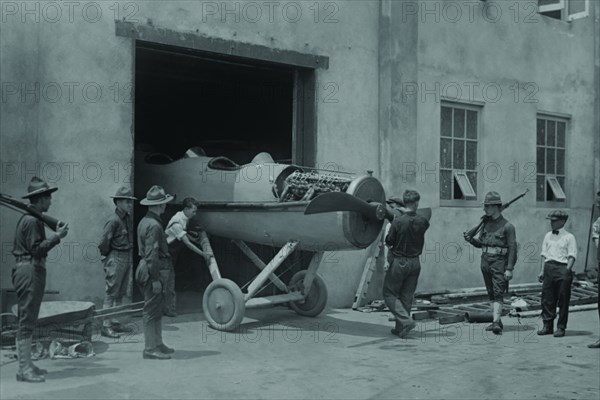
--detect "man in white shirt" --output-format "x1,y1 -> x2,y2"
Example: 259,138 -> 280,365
164,197 -> 212,317
537,210 -> 577,338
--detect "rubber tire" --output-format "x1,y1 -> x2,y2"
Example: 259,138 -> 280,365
288,271 -> 328,317
202,279 -> 246,331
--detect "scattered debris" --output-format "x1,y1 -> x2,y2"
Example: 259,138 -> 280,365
355,280 -> 598,325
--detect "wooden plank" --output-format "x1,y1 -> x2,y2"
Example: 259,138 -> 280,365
572,286 -> 598,296
94,301 -> 144,317
572,288 -> 594,297
352,231 -> 384,309
453,305 -> 488,313
245,292 -> 305,308
439,314 -> 466,325
411,311 -> 431,321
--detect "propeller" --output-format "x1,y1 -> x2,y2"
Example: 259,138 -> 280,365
304,192 -> 432,222
304,192 -> 386,220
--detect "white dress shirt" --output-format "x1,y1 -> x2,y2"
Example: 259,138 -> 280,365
540,227 -> 577,264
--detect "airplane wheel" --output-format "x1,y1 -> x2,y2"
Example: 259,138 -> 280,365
203,279 -> 246,331
288,271 -> 328,317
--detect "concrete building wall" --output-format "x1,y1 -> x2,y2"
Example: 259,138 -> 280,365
1,0 -> 380,308
384,0 -> 598,292
1,0 -> 597,310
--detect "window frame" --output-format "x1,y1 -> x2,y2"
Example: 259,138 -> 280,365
538,0 -> 564,13
439,102 -> 481,207
536,114 -> 569,206
538,0 -> 589,21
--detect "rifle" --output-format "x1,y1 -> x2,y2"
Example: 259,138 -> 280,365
464,189 -> 529,240
0,193 -> 65,231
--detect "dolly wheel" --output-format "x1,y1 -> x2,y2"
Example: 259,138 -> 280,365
288,271 -> 328,317
202,279 -> 246,331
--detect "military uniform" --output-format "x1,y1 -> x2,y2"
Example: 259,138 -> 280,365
465,191 -> 516,334
97,186 -> 136,337
11,177 -> 68,382
136,185 -> 175,360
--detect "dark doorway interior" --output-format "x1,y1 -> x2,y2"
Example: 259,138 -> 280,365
135,42 -> 294,164
133,42 -> 310,308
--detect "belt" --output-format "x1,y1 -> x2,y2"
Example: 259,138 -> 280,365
545,260 -> 567,266
14,255 -> 32,262
392,253 -> 420,259
482,246 -> 508,256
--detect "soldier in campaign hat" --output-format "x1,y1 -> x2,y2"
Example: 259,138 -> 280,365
97,186 -> 137,338
537,210 -> 577,338
12,177 -> 69,382
464,191 -> 517,335
135,185 -> 175,360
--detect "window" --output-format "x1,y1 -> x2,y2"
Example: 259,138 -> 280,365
538,0 -> 589,21
536,116 -> 567,202
440,104 -> 479,201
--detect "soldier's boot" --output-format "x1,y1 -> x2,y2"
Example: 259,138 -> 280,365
154,319 -> 174,354
16,338 -> 45,383
485,303 -> 495,331
27,341 -> 48,375
537,321 -> 554,335
142,319 -> 170,360
142,319 -> 155,352
492,302 -> 503,335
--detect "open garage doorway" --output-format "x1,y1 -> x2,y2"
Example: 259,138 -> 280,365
135,41 -> 296,164
133,40 -> 317,309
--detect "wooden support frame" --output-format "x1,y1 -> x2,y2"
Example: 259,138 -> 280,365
233,240 -> 289,293
244,241 -> 299,300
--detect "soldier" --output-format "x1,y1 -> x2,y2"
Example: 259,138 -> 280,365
12,177 -> 69,382
97,186 -> 137,338
135,185 -> 175,360
464,191 -> 517,335
383,190 -> 430,338
537,210 -> 577,338
164,197 -> 212,316
589,191 -> 600,348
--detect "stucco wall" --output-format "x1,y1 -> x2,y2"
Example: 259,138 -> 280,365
0,0 -> 380,308
384,0 -> 598,292
1,0 -> 597,311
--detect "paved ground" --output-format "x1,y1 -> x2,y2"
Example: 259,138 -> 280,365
1,304 -> 599,400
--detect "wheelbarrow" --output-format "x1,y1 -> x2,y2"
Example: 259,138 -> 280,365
1,301 -> 144,344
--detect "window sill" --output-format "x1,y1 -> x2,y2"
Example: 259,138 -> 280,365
440,199 -> 481,208
536,200 -> 569,208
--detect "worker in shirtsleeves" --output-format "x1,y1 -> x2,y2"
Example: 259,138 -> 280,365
164,197 -> 213,316
383,190 -> 430,338
464,191 -> 517,335
537,210 -> 577,338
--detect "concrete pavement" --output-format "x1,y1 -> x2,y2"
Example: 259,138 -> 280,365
1,305 -> 599,400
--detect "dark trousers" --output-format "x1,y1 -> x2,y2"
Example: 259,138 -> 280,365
383,256 -> 421,329
480,254 -> 507,302
103,250 -> 132,326
12,263 -> 46,339
141,278 -> 165,351
164,246 -> 184,314
541,261 -> 573,329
